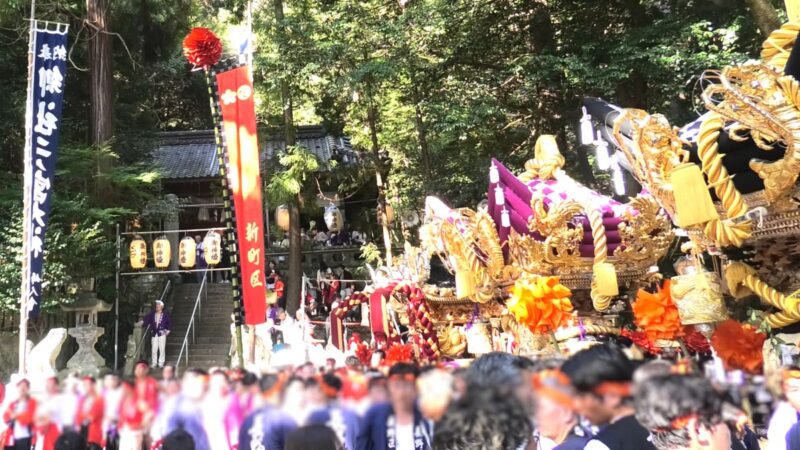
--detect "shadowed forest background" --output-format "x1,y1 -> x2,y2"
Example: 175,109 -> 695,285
0,0 -> 786,321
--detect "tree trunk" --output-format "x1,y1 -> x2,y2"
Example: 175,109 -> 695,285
365,83 -> 393,267
409,72 -> 433,188
743,0 -> 781,37
275,0 -> 302,316
87,0 -> 114,185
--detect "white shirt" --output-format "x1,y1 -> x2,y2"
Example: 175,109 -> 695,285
395,423 -> 415,450
12,400 -> 31,439
584,440 -> 612,450
767,401 -> 798,450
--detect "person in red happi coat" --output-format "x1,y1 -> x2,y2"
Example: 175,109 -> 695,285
75,376 -> 104,450
3,378 -> 37,450
31,408 -> 60,450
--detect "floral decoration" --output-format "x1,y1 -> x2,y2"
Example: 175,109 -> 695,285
508,276 -> 573,334
711,320 -> 766,374
182,27 -> 223,69
632,280 -> 683,342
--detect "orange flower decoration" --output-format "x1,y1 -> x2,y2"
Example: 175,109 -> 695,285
632,280 -> 683,342
384,343 -> 414,366
508,276 -> 573,334
711,320 -> 766,374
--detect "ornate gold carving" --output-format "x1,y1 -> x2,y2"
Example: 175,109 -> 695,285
724,261 -> 800,327
423,136 -> 672,306
670,272 -> 727,325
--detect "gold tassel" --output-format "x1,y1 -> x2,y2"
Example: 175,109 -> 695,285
669,163 -> 719,227
455,269 -> 477,299
593,262 -> 619,296
724,262 -> 756,298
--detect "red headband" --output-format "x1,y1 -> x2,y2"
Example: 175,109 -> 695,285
263,374 -> 287,399
318,377 -> 340,399
593,381 -> 632,397
654,414 -> 698,433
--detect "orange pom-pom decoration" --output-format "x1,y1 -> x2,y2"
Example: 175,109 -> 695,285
183,27 -> 222,69
632,280 -> 683,342
508,276 -> 573,334
384,343 -> 414,366
711,320 -> 766,374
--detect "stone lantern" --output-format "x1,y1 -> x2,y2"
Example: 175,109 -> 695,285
61,292 -> 112,375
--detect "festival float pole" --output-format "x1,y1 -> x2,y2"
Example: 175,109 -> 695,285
184,28 -> 268,369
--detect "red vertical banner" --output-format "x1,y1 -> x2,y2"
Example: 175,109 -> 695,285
216,66 -> 267,325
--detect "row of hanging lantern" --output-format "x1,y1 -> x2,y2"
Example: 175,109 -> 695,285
580,107 -> 625,195
128,231 -> 222,270
272,200 -> 402,237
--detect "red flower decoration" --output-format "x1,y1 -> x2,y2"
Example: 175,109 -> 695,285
182,27 -> 222,69
684,327 -> 711,354
621,329 -> 661,355
384,343 -> 414,366
711,320 -> 766,374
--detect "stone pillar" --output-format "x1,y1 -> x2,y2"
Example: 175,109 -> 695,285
66,326 -> 105,375
164,194 -> 180,272
61,292 -> 111,376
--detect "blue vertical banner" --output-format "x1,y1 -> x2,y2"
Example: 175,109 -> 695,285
22,22 -> 69,318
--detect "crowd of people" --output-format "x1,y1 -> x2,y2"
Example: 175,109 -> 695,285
273,225 -> 367,249
2,342 -> 799,450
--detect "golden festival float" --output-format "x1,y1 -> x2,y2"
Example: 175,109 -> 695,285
334,13 -> 800,376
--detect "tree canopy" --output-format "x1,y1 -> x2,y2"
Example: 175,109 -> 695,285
0,0 -> 784,314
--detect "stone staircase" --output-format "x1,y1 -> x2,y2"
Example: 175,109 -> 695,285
165,282 -> 234,369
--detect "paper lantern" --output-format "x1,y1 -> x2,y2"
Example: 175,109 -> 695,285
153,236 -> 171,269
276,205 -> 290,231
179,236 -> 196,268
324,205 -> 343,232
203,231 -> 222,266
129,236 -> 147,270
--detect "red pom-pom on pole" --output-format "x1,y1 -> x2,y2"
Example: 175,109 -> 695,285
182,27 -> 222,69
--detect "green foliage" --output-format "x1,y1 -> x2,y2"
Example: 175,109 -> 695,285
360,242 -> 382,267
266,145 -> 321,205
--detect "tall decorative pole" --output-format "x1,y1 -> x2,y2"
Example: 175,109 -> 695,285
18,0 -> 37,376
183,28 -> 245,368
19,8 -> 70,375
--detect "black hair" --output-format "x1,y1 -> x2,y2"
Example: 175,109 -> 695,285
433,387 -> 532,450
388,362 -> 419,378
163,428 -> 196,450
322,373 -> 343,391
285,424 -> 343,450
259,373 -> 284,394
304,377 -> 320,389
55,431 -> 87,450
634,374 -> 724,450
185,367 -> 208,377
532,358 -> 565,373
242,372 -> 258,387
465,352 -> 523,393
561,343 -> 633,393
368,375 -> 387,391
